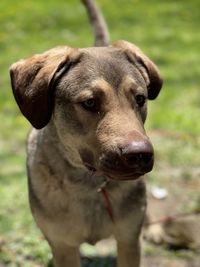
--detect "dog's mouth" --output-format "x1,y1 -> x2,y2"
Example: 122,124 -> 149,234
101,168 -> 148,181
83,162 -> 148,181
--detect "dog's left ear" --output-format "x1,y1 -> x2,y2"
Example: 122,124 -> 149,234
112,40 -> 163,100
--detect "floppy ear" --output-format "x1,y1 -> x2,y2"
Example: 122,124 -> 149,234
112,40 -> 163,100
10,46 -> 80,129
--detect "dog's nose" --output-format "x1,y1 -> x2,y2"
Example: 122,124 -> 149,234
121,141 -> 154,171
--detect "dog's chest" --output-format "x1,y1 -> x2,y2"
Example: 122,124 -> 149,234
48,181 -> 145,245
78,193 -> 113,243
39,188 -> 114,246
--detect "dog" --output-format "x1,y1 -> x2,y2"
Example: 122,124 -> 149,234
10,1 -> 163,266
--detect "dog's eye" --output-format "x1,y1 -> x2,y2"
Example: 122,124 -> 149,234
81,98 -> 100,112
135,95 -> 146,107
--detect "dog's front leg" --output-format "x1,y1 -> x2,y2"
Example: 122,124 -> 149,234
117,241 -> 141,267
51,243 -> 81,267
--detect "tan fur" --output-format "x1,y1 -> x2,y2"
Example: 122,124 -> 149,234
10,42 -> 162,267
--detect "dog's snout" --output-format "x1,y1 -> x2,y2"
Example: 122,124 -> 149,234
121,141 -> 154,170
99,140 -> 154,180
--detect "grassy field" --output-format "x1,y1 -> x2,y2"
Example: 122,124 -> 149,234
0,0 -> 200,266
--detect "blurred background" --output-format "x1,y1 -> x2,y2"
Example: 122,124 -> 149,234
0,0 -> 200,266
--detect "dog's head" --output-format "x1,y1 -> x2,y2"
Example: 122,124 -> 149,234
10,41 -> 163,180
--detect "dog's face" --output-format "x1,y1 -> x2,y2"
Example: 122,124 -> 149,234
10,41 -> 163,180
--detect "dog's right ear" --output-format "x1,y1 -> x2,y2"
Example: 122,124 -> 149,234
10,47 -> 80,129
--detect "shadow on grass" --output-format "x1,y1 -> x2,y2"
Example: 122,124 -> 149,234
48,255 -> 116,267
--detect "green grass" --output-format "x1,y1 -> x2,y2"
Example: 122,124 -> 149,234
0,0 -> 200,266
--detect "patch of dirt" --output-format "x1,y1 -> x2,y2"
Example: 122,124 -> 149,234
143,257 -> 200,267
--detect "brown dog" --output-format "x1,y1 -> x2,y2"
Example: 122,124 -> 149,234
10,2 -> 163,267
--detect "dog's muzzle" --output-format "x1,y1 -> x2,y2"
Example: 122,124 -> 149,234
99,140 -> 154,180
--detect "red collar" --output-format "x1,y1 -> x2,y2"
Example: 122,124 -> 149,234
97,180 -> 114,223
